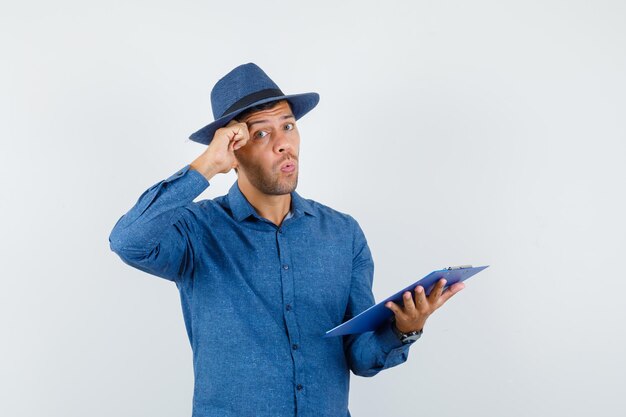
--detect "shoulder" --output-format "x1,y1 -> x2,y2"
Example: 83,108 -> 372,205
302,196 -> 361,231
180,194 -> 229,220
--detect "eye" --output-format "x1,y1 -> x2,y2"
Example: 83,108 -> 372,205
284,122 -> 294,131
254,130 -> 268,139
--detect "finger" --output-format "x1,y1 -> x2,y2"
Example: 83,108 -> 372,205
221,120 -> 246,137
385,301 -> 407,320
228,126 -> 244,140
233,134 -> 249,150
414,285 -> 427,308
235,123 -> 250,139
223,120 -> 241,143
429,278 -> 446,301
227,130 -> 243,150
232,124 -> 250,144
440,282 -> 465,304
227,127 -> 249,152
401,291 -> 417,317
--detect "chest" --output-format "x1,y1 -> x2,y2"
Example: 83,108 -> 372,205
193,220 -> 354,327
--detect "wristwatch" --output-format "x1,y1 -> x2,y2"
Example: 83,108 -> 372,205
391,319 -> 423,344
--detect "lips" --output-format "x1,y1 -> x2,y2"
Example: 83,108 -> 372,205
280,160 -> 297,173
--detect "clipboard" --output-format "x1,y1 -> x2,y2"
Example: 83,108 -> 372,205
324,265 -> 489,337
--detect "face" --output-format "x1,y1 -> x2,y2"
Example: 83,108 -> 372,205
234,100 -> 300,195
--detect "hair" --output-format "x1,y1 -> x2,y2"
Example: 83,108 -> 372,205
232,99 -> 291,176
234,98 -> 290,122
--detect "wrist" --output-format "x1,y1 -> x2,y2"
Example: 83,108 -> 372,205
394,318 -> 425,334
391,319 -> 423,344
190,159 -> 220,182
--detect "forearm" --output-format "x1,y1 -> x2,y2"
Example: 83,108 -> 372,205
190,154 -> 222,182
109,164 -> 209,259
343,217 -> 413,377
344,320 -> 412,377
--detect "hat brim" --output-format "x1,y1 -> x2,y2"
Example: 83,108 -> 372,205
188,92 -> 320,145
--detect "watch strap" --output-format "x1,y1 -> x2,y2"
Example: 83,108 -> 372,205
391,319 -> 423,344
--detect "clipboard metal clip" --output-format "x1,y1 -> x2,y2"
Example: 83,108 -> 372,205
446,265 -> 473,270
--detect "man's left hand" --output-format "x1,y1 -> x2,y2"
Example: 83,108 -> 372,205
385,278 -> 465,333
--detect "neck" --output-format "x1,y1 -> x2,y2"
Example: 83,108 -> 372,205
237,179 -> 292,227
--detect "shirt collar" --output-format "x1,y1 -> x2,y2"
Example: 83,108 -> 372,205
227,181 -> 316,222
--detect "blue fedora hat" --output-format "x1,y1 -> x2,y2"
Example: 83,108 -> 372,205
189,63 -> 320,145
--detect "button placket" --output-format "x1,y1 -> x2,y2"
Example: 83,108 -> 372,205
276,227 -> 305,407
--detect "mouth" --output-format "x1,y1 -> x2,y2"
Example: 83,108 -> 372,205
280,160 -> 297,173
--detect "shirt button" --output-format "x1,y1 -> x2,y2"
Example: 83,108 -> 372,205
285,304 -> 292,311
282,264 -> 289,270
296,384 -> 303,391
292,344 -> 299,350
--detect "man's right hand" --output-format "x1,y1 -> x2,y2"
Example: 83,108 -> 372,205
190,119 -> 250,181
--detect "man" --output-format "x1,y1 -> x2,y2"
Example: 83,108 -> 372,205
109,63 -> 464,417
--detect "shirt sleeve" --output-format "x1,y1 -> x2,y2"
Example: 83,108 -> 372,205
108,164 -> 209,283
342,216 -> 415,377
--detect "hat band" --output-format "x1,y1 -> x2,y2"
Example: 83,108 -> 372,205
221,88 -> 284,117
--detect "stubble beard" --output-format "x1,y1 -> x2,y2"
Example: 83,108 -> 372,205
241,158 -> 299,196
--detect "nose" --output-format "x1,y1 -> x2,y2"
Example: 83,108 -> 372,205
273,129 -> 294,155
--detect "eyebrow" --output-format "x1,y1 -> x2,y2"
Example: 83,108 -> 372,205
246,114 -> 295,128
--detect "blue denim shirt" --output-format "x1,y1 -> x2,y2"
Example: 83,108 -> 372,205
109,164 -> 413,417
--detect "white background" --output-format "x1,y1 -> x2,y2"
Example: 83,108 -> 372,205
1,1 -> 625,416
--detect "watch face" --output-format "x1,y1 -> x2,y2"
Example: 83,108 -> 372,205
401,330 -> 422,344
392,320 -> 423,343
402,334 -> 421,344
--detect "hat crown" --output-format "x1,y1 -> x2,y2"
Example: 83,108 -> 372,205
210,63 -> 281,119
